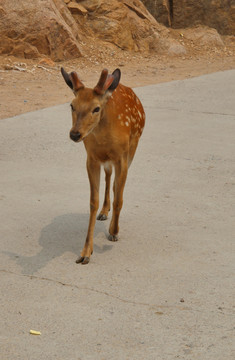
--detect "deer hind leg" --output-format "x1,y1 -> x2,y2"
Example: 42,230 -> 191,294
97,162 -> 112,221
128,139 -> 139,168
108,158 -> 128,242
76,158 -> 100,265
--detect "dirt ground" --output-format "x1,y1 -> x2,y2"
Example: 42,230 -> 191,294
0,31 -> 235,120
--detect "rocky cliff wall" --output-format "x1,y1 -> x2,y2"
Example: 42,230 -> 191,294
0,0 -> 228,61
0,0 -> 186,60
142,0 -> 235,35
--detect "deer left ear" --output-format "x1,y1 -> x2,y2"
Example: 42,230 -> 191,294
94,68 -> 121,95
108,69 -> 121,92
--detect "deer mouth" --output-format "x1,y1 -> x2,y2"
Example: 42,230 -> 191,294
70,124 -> 96,143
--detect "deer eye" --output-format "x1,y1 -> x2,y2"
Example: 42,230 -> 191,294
92,106 -> 100,113
70,103 -> 74,111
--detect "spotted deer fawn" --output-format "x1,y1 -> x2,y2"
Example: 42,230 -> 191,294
61,67 -> 145,264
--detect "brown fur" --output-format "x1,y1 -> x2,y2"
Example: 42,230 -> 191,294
61,68 -> 145,264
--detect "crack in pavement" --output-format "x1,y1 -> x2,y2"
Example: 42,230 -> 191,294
1,268 -> 192,311
146,107 -> 234,117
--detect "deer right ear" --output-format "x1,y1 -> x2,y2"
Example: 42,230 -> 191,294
61,67 -> 73,90
61,67 -> 84,92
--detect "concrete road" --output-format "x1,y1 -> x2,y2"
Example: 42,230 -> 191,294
1,71 -> 234,360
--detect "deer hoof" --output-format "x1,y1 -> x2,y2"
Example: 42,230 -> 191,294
108,234 -> 118,242
76,256 -> 90,265
97,213 -> 108,221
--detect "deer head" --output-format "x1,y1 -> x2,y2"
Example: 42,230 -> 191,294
61,67 -> 121,142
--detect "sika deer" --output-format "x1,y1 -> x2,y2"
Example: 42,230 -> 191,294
61,67 -> 145,264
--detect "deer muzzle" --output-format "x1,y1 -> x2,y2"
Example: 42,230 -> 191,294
70,131 -> 81,142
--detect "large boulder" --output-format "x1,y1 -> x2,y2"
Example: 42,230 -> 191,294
183,26 -> 224,48
0,0 -> 82,60
65,0 -> 180,53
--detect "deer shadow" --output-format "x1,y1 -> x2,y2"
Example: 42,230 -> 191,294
4,213 -> 112,275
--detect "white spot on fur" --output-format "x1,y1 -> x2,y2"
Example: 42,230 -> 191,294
104,161 -> 112,171
137,110 -> 142,118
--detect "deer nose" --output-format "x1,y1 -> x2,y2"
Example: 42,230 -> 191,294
70,131 -> 81,142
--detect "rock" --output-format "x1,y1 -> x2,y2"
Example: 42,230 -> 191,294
142,0 -> 235,36
158,38 -> 187,56
4,64 -> 14,70
23,45 -> 41,59
79,0 -> 100,12
184,27 -> 224,48
66,0 -> 171,53
67,2 -> 88,15
167,42 -> 187,56
0,0 -> 186,60
0,0 -> 82,61
173,0 -> 235,36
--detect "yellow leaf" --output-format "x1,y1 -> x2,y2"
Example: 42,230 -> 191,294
30,330 -> 41,335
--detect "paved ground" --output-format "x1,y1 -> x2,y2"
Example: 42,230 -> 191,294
1,71 -> 235,360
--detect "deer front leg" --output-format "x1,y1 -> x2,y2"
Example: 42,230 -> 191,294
76,158 -> 100,265
97,162 -> 112,221
108,158 -> 128,242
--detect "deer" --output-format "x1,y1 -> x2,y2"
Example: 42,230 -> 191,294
61,67 -> 145,264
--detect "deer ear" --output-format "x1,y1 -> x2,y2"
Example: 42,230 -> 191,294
61,67 -> 84,92
94,68 -> 121,95
108,69 -> 121,92
61,67 -> 73,89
